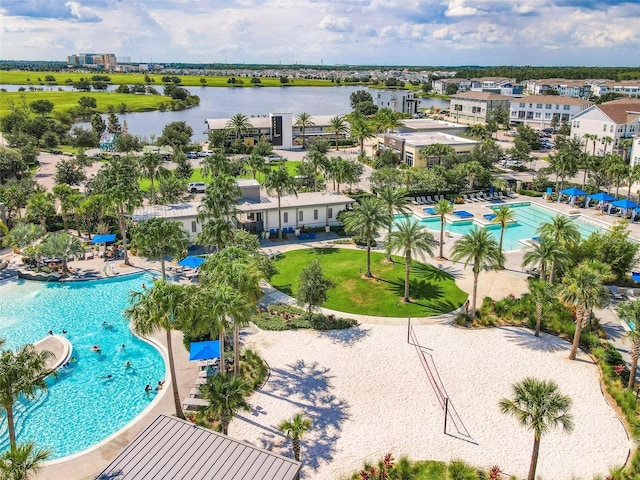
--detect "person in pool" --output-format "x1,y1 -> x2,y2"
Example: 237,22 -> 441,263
144,384 -> 152,395
124,361 -> 132,369
92,345 -> 101,353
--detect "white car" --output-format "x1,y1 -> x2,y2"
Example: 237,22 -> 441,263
187,182 -> 207,193
505,130 -> 518,137
265,154 -> 285,163
197,150 -> 213,157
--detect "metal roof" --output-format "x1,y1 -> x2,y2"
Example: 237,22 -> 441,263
95,414 -> 301,480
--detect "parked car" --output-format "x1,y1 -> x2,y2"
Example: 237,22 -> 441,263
198,150 -> 213,157
186,151 -> 199,159
505,130 -> 518,137
265,154 -> 285,163
187,182 -> 207,193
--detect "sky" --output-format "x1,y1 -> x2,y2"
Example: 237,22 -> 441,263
0,0 -> 639,67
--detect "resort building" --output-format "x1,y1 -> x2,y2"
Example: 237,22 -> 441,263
374,90 -> 419,114
376,132 -> 479,168
570,98 -> 640,154
509,95 -> 592,129
66,53 -> 117,70
396,118 -> 468,136
522,78 -> 593,98
432,77 -> 519,95
589,80 -> 640,99
630,134 -> 640,169
449,91 -> 512,124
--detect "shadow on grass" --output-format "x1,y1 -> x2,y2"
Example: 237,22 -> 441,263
246,359 -> 349,471
272,283 -> 293,296
320,325 -> 371,345
307,247 -> 340,256
377,274 -> 460,314
412,261 -> 456,282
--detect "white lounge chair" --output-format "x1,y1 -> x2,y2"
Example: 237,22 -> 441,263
182,397 -> 209,410
425,196 -> 434,204
411,197 -> 420,205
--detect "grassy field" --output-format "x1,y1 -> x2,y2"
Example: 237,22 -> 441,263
269,248 -> 467,317
0,71 -> 334,87
0,90 -> 171,117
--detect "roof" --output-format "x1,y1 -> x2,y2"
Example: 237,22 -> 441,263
95,414 -> 301,480
382,132 -> 479,149
449,91 -> 512,101
598,98 -> 640,124
238,191 -> 355,213
133,202 -> 201,221
400,119 -> 465,131
517,95 -> 592,106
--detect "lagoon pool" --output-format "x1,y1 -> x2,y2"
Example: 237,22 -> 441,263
0,273 -> 165,459
396,203 -> 604,251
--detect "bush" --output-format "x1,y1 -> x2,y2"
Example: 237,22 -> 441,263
517,189 -> 544,197
252,304 -> 357,331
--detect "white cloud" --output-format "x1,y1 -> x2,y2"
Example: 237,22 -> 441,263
64,1 -> 102,22
444,0 -> 480,17
319,15 -> 353,32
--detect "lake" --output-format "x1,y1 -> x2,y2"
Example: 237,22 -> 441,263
3,84 -> 448,143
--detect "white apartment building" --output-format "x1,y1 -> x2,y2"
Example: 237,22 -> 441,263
509,95 -> 592,129
449,91 -> 512,124
631,134 -> 640,168
570,99 -> 640,154
374,90 -> 419,114
589,80 -> 640,98
522,79 -> 592,98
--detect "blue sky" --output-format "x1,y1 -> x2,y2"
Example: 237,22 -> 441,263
0,0 -> 638,66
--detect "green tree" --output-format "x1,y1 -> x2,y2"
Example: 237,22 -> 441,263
173,151 -> 193,181
0,344 -> 54,449
305,150 -> 328,191
0,147 -> 28,184
197,174 -> 240,223
132,218 -> 188,280
2,223 -> 44,252
434,199 -> 454,259
196,217 -> 235,253
385,219 -> 435,302
350,90 -> 374,109
264,167 -> 298,240
225,113 -> 253,141
29,100 -> 54,117
41,232 -> 83,272
342,197 -> 387,278
420,144 -> 456,169
244,153 -> 266,181
294,112 -> 315,149
558,261 -> 610,360
78,96 -> 97,111
451,228 -> 504,317
157,121 -> 193,150
198,372 -> 251,435
0,441 -> 51,480
52,183 -> 75,232
201,152 -> 231,177
492,205 -> 516,258
90,113 -> 106,136
348,112 -> 374,158
297,259 -> 335,316
138,152 -> 169,205
605,154 -> 628,197
499,377 -> 574,480
615,300 -> 640,390
528,279 -> 555,337
278,413 -> 312,479
106,113 -> 122,134
522,238 -> 567,284
125,281 -> 196,419
25,193 -> 54,232
378,186 -> 411,260
327,115 -> 348,150
537,215 -> 580,284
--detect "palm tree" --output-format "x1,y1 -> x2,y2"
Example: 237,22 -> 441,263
434,199 -> 454,259
451,228 -> 504,318
348,112 -> 374,157
137,152 -> 169,205
52,183 -> 75,231
372,107 -> 405,133
537,216 -> 580,283
0,441 -> 51,480
327,115 -> 348,150
125,281 -> 197,419
198,372 -> 251,435
342,197 -> 387,278
378,186 -> 411,260
499,377 -> 574,480
225,113 -> 253,141
243,153 -> 266,181
294,112 -> 315,149
279,413 -> 312,479
41,232 -> 84,273
522,238 -> 567,284
385,219 -> 435,302
264,167 -> 298,239
305,150 -> 328,191
528,279 -> 555,337
25,193 -> 55,232
201,151 -> 231,178
492,205 -> 516,257
132,218 -> 188,280
0,344 -> 54,449
557,261 -> 610,360
197,174 -> 240,223
2,223 -> 44,253
616,300 -> 640,390
605,154 -> 628,197
626,164 -> 640,199
420,144 -> 456,169
601,136 -> 614,157
196,217 -> 236,253
583,133 -> 598,157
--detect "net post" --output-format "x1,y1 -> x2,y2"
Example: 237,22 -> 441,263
444,397 -> 449,435
407,317 -> 411,344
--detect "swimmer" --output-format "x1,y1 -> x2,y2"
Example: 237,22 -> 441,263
124,361 -> 132,369
155,380 -> 165,391
70,357 -> 77,363
144,384 -> 152,394
62,330 -> 67,334
92,345 -> 101,353
121,344 -> 125,349
48,330 -> 53,335
141,283 -> 146,289
100,374 -> 113,380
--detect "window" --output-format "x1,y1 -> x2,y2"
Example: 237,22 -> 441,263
519,102 -> 525,108
544,113 -> 551,119
529,103 -> 533,108
535,112 -> 541,118
313,209 -> 318,220
283,212 -> 288,223
298,211 -> 303,222
555,104 -> 560,109
545,104 -> 552,109
536,103 -> 543,108
328,208 -> 333,219
610,125 -> 614,132
603,124 -> 607,132
191,221 -> 197,233
563,105 -> 570,110
405,151 -> 414,167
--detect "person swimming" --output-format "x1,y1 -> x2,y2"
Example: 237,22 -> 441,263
92,345 -> 101,353
155,380 -> 165,391
124,361 -> 132,369
141,283 -> 146,289
100,374 -> 113,380
48,330 -> 53,335
144,384 -> 152,394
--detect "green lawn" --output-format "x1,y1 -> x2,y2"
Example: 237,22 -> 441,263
270,248 -> 467,317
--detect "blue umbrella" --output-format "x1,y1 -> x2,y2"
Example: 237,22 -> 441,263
91,234 -> 116,244
178,255 -> 206,269
560,187 -> 587,196
611,198 -> 639,209
189,340 -> 220,361
587,192 -> 615,202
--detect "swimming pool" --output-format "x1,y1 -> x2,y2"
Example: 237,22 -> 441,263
0,272 -> 166,459
396,202 -> 605,251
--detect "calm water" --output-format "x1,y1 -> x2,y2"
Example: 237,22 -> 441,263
0,83 -> 449,142
0,272 -> 165,459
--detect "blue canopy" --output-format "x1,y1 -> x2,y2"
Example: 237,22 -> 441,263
560,187 -> 587,196
91,234 -> 116,244
612,198 -> 639,209
588,192 -> 615,202
178,255 -> 206,269
189,340 -> 220,361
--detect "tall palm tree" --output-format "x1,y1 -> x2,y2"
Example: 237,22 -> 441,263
198,372 -> 251,435
378,186 -> 411,260
601,136 -> 614,157
25,193 -> 55,232
557,261 -> 610,360
499,377 -> 574,480
537,216 -> 580,283
132,218 -> 188,280
243,153 -> 266,181
305,150 -> 328,191
616,300 -> 640,390
0,345 -> 54,449
196,217 -> 235,253
522,238 -> 567,284
0,441 -> 51,480
41,232 -> 84,273
294,112 -> 315,149
125,281 -> 197,419
434,199 -> 454,259
327,115 -> 348,150
342,197 -> 387,278
225,113 -> 253,141
583,133 -> 598,157
451,228 -> 504,318
528,279 -> 555,337
52,183 -> 74,232
138,152 -> 169,205
348,112 -> 374,157
279,413 -> 312,479
605,154 -> 628,197
201,152 -> 231,178
627,164 -> 640,199
385,219 -> 435,302
372,107 -> 405,133
492,205 -> 516,257
264,167 -> 298,239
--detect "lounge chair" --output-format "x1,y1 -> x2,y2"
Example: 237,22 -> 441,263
471,194 -> 481,202
497,192 -> 506,199
422,196 -> 432,204
418,196 -> 427,205
411,197 -> 420,205
182,397 -> 209,410
189,387 -> 202,398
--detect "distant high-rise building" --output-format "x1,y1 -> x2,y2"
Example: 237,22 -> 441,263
67,53 -> 117,70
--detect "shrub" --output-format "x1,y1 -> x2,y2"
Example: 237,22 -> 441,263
251,304 -> 357,331
517,189 -> 544,197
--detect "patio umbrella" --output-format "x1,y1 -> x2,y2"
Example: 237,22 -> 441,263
586,192 -> 615,209
91,234 -> 116,244
189,340 -> 220,361
178,255 -> 206,269
611,198 -> 639,209
558,187 -> 587,204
